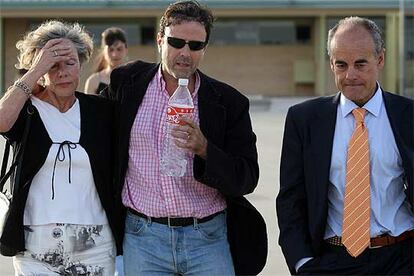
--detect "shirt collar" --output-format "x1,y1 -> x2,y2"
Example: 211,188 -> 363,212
156,66 -> 166,92
340,82 -> 382,118
156,66 -> 200,98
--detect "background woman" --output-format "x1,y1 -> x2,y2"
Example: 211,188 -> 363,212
0,20 -> 120,275
84,27 -> 128,95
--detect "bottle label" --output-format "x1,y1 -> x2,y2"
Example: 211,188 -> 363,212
167,106 -> 194,125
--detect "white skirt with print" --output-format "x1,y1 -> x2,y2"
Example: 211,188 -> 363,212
13,223 -> 115,276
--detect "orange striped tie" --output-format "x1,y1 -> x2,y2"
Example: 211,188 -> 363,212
342,108 -> 370,257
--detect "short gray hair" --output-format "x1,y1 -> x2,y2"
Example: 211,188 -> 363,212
327,16 -> 384,57
16,20 -> 93,70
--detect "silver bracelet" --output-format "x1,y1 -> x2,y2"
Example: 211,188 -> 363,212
13,80 -> 32,98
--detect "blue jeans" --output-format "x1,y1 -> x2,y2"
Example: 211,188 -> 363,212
123,210 -> 235,276
115,255 -> 124,276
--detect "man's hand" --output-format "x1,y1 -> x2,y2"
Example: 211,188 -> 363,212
171,117 -> 208,159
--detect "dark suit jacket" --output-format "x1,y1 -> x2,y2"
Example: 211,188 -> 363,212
276,91 -> 413,274
106,60 -> 268,275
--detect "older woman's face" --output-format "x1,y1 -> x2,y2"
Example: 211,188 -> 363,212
43,39 -> 81,96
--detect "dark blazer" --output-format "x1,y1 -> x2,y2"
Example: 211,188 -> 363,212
276,91 -> 413,274
0,92 -> 122,256
106,60 -> 268,275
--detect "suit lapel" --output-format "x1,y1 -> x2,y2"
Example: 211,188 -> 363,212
197,71 -> 226,145
120,64 -> 159,143
383,91 -> 413,206
117,63 -> 159,184
309,94 -> 339,204
383,90 -> 410,151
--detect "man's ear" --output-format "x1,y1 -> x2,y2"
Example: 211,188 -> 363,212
329,58 -> 335,73
378,48 -> 385,69
203,43 -> 208,52
156,32 -> 163,53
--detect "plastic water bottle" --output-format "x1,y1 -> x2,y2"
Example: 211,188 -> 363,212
160,78 -> 194,176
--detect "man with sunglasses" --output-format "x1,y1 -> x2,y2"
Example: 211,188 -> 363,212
104,1 -> 267,275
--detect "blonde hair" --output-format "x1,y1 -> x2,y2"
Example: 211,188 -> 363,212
16,20 -> 93,70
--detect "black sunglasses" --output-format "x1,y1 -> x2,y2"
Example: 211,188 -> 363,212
167,37 -> 206,51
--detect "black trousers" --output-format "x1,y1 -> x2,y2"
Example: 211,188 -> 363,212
297,238 -> 414,275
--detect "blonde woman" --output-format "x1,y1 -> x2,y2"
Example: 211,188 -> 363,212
85,27 -> 128,95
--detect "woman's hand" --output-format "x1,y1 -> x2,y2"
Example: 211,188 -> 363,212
28,38 -> 73,81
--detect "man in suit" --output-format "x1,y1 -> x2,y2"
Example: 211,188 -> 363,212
276,16 -> 414,275
105,1 -> 267,275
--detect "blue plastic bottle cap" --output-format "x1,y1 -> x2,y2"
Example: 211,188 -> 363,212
178,78 -> 189,86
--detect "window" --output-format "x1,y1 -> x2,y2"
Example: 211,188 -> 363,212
296,25 -> 311,43
84,23 -> 141,45
29,19 -> 156,46
405,16 -> 414,60
209,19 -> 312,45
84,22 -> 156,46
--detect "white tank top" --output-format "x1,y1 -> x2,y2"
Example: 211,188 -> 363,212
23,97 -> 108,226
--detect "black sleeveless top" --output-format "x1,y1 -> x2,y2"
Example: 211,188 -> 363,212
96,82 -> 109,95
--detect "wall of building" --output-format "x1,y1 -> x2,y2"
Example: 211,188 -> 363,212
4,18 -> 30,87
200,45 -> 314,96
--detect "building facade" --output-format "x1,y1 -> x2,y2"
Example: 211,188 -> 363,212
1,0 -> 413,97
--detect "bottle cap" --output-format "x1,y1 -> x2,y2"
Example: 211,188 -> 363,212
178,78 -> 189,86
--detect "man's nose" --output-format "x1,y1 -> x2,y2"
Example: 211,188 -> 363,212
345,67 -> 358,80
180,45 -> 191,57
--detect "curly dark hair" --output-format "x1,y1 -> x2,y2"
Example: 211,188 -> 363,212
159,0 -> 215,44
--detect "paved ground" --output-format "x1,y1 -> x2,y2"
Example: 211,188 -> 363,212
0,96 -> 310,275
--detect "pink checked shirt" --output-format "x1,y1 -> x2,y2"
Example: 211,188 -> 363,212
122,68 -> 227,218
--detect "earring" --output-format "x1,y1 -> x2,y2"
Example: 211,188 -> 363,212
38,76 -> 45,87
